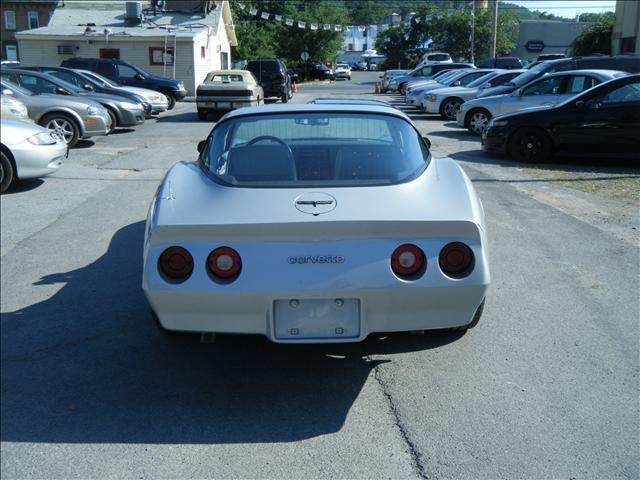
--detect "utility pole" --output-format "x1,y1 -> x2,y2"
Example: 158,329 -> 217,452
490,0 -> 499,58
470,0 -> 475,64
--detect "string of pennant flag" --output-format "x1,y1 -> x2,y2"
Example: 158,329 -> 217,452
235,2 -> 459,32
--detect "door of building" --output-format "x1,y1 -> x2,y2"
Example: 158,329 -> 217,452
5,45 -> 18,61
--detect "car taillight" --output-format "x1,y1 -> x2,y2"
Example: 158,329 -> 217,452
158,246 -> 193,281
207,247 -> 242,279
280,71 -> 285,81
439,242 -> 474,277
391,244 -> 425,278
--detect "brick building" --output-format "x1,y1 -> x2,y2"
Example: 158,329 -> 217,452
1,0 -> 57,61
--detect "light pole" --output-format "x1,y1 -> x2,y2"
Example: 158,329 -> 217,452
490,0 -> 499,58
470,0 -> 475,64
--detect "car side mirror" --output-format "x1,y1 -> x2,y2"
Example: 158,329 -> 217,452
575,100 -> 585,111
83,83 -> 94,91
197,140 -> 206,153
55,86 -> 69,95
134,73 -> 145,80
422,136 -> 431,149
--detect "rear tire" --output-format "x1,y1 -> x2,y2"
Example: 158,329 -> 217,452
508,127 -> 553,163
466,108 -> 492,136
40,113 -> 80,147
455,299 -> 485,332
106,109 -> 117,134
165,92 -> 176,110
0,151 -> 15,194
281,90 -> 289,103
441,97 -> 463,120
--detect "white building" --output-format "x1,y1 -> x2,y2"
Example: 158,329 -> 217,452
14,0 -> 237,95
339,25 -> 382,65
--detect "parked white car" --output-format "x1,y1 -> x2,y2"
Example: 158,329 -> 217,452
457,69 -> 629,134
334,63 -> 352,80
0,118 -> 66,193
406,69 -> 494,107
417,52 -> 453,67
421,70 -> 525,118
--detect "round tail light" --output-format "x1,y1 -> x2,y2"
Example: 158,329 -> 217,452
439,242 -> 474,277
158,246 -> 193,281
391,244 -> 425,278
207,247 -> 242,279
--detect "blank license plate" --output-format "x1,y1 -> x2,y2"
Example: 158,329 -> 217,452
274,298 -> 360,340
216,102 -> 231,109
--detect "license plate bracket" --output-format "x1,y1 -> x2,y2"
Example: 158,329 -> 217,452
274,298 -> 360,340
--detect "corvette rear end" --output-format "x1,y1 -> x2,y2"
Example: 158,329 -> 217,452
143,105 -> 489,343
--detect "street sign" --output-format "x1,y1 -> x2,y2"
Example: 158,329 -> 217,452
300,51 -> 310,61
525,40 -> 545,52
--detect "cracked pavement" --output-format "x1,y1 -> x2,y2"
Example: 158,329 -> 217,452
1,72 -> 638,479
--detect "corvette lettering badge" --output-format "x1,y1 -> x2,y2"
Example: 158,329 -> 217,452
288,255 -> 345,264
296,200 -> 334,208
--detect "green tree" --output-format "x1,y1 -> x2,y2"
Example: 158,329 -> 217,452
376,26 -> 411,68
571,15 -> 615,55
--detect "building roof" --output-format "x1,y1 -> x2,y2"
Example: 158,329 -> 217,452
15,0 -> 237,45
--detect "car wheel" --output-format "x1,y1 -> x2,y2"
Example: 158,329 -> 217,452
399,83 -> 407,95
455,299 -> 485,332
0,150 -> 15,194
165,92 -> 176,110
281,91 -> 289,103
466,109 -> 492,136
508,127 -> 553,163
41,113 -> 80,147
441,98 -> 463,120
106,109 -> 117,134
197,109 -> 208,121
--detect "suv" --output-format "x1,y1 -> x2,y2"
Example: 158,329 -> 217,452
478,54 -> 640,98
60,57 -> 187,109
246,59 -> 291,103
477,57 -> 524,69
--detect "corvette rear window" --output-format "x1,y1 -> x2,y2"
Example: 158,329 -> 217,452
203,113 -> 430,187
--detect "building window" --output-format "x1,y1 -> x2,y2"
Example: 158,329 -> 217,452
348,43 -> 354,51
100,48 -> 120,59
362,43 -> 367,51
4,10 -> 16,30
201,45 -> 206,59
27,11 -> 39,29
620,37 -> 636,54
149,46 -> 174,65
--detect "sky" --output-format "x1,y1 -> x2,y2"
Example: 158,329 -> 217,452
506,0 -> 616,19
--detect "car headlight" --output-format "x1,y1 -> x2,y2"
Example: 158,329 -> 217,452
122,102 -> 143,111
10,104 -> 28,118
86,106 -> 101,115
428,95 -> 437,102
27,132 -> 57,145
178,81 -> 185,89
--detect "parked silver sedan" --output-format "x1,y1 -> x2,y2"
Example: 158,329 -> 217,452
457,69 -> 629,135
0,118 -> 66,193
1,80 -> 110,147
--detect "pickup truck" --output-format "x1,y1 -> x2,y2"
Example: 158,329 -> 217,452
61,57 -> 187,109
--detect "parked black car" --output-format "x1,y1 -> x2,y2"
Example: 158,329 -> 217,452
300,64 -> 335,82
477,54 -> 640,98
477,56 -> 524,69
482,74 -> 640,163
18,66 -> 153,117
60,57 -> 186,109
246,58 -> 292,103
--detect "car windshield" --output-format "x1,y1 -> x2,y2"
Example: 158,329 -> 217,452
78,70 -> 114,88
203,112 -> 429,188
466,72 -> 499,88
1,80 -> 34,96
508,62 -> 550,87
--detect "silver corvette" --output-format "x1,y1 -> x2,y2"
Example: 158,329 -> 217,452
143,104 -> 490,343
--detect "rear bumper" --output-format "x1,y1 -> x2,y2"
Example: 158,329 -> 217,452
197,96 -> 259,111
143,236 -> 490,343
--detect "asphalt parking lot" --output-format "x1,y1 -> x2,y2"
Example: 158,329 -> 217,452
1,71 -> 639,479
